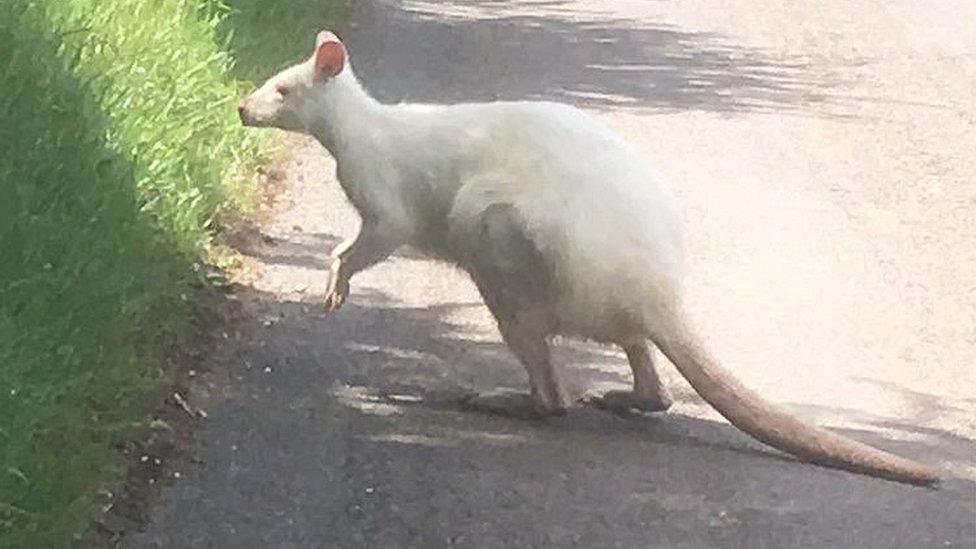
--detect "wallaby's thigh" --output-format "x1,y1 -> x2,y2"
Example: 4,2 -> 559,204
452,202 -> 568,413
451,202 -> 557,323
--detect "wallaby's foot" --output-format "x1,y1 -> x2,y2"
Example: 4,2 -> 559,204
461,390 -> 567,420
582,389 -> 673,415
324,269 -> 349,311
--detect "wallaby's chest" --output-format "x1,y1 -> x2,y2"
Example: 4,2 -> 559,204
334,155 -> 458,250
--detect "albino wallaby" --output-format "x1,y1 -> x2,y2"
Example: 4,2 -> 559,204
238,30 -> 938,486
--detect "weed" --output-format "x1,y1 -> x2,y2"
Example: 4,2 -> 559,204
0,0 -> 339,545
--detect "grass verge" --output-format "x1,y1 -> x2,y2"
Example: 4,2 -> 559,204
0,0 -> 342,546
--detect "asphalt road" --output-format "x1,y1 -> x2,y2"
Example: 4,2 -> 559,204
130,1 -> 976,547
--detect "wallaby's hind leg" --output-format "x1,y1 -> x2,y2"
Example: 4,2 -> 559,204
462,309 -> 568,418
453,203 -> 567,418
585,342 -> 673,414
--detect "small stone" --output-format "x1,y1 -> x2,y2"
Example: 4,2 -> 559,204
149,419 -> 172,431
386,394 -> 423,404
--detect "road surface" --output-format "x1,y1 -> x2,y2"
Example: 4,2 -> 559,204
130,1 -> 976,547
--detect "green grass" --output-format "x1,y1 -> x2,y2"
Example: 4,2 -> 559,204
0,0 -> 340,546
217,0 -> 351,81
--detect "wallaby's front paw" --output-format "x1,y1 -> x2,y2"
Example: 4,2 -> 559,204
324,270 -> 350,312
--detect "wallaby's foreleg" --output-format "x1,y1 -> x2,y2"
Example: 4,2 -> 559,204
463,309 -> 568,418
325,221 -> 400,311
585,342 -> 673,414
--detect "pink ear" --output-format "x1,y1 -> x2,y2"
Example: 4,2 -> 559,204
314,40 -> 345,79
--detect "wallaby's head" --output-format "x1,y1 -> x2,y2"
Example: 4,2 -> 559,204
238,30 -> 348,132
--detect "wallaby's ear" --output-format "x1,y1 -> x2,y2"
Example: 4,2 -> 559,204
314,31 -> 345,81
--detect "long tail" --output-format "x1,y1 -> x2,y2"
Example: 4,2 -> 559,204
649,311 -> 938,486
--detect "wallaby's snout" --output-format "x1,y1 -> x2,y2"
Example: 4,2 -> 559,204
236,82 -> 295,130
236,90 -> 266,128
236,29 -> 349,133
237,95 -> 266,128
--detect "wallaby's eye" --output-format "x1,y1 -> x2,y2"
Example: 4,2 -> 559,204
276,85 -> 290,98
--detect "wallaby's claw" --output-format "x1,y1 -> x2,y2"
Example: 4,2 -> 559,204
324,289 -> 346,311
324,269 -> 349,312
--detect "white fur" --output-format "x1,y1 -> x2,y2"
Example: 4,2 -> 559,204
241,48 -> 684,343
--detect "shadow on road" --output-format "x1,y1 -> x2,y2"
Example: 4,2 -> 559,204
335,0 -> 847,115
153,274 -> 974,548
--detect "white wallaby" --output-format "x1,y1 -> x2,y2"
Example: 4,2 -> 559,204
239,30 -> 938,486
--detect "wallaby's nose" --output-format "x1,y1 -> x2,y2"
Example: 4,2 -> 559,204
237,99 -> 248,123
